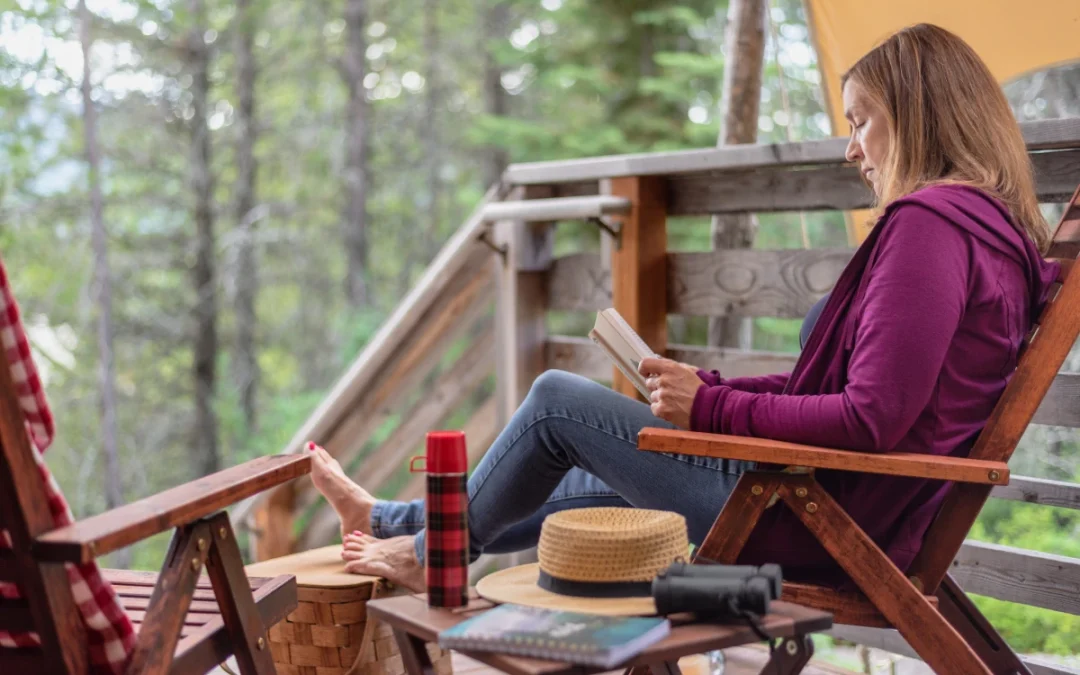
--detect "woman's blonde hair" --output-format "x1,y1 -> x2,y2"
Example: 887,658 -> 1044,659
842,24 -> 1052,253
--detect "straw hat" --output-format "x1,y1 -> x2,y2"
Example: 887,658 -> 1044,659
475,507 -> 689,616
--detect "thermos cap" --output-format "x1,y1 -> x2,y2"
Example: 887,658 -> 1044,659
422,430 -> 467,474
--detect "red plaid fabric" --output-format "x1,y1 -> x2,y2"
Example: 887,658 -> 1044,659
0,257 -> 136,673
424,473 -> 469,607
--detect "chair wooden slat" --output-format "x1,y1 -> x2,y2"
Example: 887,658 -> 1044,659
112,584 -> 221,601
0,647 -> 47,670
0,549 -> 17,583
103,568 -> 273,589
0,597 -> 35,633
781,581 -> 937,629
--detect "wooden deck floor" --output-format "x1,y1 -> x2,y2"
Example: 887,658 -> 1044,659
450,645 -> 860,675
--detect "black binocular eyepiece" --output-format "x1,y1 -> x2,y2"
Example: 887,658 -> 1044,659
651,562 -> 783,618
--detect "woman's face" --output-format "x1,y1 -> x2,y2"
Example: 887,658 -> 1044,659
842,78 -> 889,196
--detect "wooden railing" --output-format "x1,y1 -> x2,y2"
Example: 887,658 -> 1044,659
240,117 -> 1080,674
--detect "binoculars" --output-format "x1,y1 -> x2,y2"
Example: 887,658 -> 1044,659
651,562 -> 783,618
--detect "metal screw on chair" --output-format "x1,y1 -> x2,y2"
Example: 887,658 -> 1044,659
197,538 -> 208,552
805,502 -> 818,514
257,637 -> 266,651
191,558 -> 201,572
794,487 -> 808,498
988,470 -> 1000,482
785,640 -> 798,655
751,485 -> 764,496
219,526 -> 228,540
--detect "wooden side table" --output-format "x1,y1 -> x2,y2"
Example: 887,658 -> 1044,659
368,590 -> 833,675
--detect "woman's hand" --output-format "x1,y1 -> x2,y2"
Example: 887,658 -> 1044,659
638,357 -> 703,429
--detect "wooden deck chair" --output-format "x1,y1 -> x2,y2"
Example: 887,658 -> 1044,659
0,344 -> 312,673
638,185 -> 1080,675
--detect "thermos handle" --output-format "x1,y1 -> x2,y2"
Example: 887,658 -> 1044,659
409,455 -> 426,473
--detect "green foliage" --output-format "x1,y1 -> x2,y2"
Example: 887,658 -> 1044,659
2,0 -> 1078,661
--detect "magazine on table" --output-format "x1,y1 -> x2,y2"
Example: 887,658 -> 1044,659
437,603 -> 671,668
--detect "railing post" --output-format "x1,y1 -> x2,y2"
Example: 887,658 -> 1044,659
609,176 -> 668,398
493,185 -> 553,568
252,484 -> 295,561
494,185 -> 554,426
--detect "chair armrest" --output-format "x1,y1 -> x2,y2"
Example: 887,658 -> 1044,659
638,428 -> 1008,485
33,454 -> 311,564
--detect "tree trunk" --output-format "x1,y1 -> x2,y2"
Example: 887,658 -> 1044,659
482,0 -> 509,188
189,0 -> 219,476
233,0 -> 259,433
708,0 -> 766,348
79,0 -> 129,568
342,0 -> 370,309
423,0 -> 441,261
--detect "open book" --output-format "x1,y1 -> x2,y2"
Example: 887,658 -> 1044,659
589,308 -> 658,398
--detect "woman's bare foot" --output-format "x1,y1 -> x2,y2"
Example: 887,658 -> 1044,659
341,532 -> 426,592
307,442 -> 376,538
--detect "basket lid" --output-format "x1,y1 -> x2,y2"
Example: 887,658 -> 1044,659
245,545 -> 383,588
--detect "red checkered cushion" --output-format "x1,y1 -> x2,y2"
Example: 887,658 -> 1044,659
0,256 -> 136,673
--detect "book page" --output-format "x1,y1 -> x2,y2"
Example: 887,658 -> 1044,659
590,309 -> 656,398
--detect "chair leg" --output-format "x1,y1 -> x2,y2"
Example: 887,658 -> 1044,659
694,472 -> 781,565
778,476 -> 992,675
204,512 -> 277,675
126,521 -> 213,674
937,574 -> 1031,675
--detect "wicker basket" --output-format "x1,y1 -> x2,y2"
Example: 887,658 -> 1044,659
246,545 -> 453,675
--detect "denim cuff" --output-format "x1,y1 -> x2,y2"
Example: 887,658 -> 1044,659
369,500 -> 388,538
414,530 -> 426,566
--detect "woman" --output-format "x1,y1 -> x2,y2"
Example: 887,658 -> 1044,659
309,23 -> 1058,591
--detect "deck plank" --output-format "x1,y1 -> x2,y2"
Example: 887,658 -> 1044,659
448,644 -> 859,675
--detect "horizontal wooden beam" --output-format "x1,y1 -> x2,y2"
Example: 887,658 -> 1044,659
668,148 -> 1080,215
504,118 -> 1080,185
826,626 -> 1078,675
991,475 -> 1080,510
1031,372 -> 1080,427
952,540 -> 1080,616
545,336 -> 799,382
548,248 -> 852,318
482,195 -> 630,222
529,147 -> 1080,215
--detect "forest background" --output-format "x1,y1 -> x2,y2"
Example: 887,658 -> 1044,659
2,0 -> 1079,661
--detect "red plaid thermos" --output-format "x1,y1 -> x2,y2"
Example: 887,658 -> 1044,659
409,431 -> 469,607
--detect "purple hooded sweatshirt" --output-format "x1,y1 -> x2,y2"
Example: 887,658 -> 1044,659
690,184 -> 1059,583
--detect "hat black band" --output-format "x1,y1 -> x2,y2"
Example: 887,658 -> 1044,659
537,570 -> 653,598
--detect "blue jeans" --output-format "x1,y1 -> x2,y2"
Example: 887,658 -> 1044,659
369,370 -> 753,563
